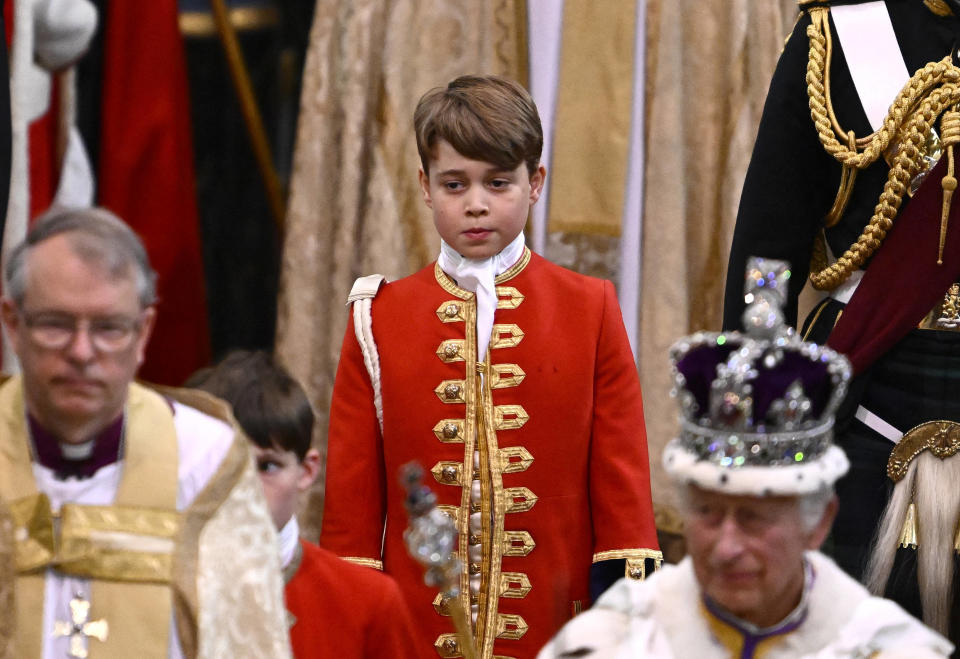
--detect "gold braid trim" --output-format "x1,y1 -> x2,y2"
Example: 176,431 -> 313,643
805,7 -> 960,290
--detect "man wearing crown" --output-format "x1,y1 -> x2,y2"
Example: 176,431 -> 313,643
723,0 -> 960,591
540,259 -> 951,658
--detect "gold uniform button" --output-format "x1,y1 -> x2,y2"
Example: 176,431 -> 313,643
629,567 -> 644,579
444,383 -> 461,399
444,344 -> 460,358
444,638 -> 458,652
443,423 -> 459,439
469,563 -> 482,575
441,465 -> 458,482
444,304 -> 460,318
470,593 -> 480,605
470,501 -> 482,513
469,534 -> 480,545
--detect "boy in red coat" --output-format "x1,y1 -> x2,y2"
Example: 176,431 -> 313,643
190,351 -> 419,658
323,75 -> 661,658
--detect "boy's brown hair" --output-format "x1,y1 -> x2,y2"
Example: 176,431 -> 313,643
186,350 -> 315,461
414,74 -> 543,176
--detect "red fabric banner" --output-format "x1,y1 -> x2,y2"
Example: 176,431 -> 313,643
98,1 -> 210,385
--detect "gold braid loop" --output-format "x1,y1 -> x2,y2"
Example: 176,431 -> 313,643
937,109 -> 960,263
806,8 -> 958,172
811,84 -> 960,289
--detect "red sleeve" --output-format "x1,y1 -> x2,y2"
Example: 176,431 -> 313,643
319,312 -> 387,567
364,576 -> 421,659
588,280 -> 661,568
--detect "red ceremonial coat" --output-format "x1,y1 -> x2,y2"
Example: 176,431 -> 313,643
322,249 -> 660,658
285,539 -> 419,658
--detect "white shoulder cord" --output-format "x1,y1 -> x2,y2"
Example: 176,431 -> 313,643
347,274 -> 387,435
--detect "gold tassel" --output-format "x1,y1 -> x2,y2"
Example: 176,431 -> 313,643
824,131 -> 858,228
939,110 -> 960,264
899,502 -> 919,549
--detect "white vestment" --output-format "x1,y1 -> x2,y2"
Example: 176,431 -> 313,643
0,380 -> 292,659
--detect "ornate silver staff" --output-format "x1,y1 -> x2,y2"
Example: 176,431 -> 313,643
400,462 -> 477,659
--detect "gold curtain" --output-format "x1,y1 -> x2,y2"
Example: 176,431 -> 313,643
275,0 -> 526,540
640,0 -> 797,531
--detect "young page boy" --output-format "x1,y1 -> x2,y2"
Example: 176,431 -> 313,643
189,350 -> 419,659
322,75 -> 661,658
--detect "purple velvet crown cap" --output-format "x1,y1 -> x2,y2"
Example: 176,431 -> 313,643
664,257 -> 851,492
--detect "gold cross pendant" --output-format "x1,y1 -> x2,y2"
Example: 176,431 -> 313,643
53,592 -> 109,659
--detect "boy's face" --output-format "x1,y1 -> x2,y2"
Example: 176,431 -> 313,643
253,444 -> 319,530
419,139 -> 545,260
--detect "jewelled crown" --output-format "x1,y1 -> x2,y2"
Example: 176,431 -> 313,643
663,257 -> 852,495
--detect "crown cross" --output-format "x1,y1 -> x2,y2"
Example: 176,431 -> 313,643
53,592 -> 109,659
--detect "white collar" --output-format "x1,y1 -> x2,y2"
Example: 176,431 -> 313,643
278,515 -> 300,569
438,232 -> 525,359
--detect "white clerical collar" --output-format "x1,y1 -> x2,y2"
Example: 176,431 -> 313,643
438,232 -> 526,359
278,515 -> 300,569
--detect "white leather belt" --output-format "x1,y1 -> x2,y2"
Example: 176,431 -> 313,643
855,405 -> 903,443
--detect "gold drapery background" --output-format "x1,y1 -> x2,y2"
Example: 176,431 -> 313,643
278,0 -> 799,540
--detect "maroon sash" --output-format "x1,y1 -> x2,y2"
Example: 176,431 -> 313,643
826,155 -> 960,373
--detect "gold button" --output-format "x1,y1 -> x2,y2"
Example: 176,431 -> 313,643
629,567 -> 644,579
469,563 -> 481,575
472,470 -> 480,480
443,423 -> 459,439
445,304 -> 460,318
441,465 -> 458,482
469,534 -> 480,545
470,501 -> 482,513
470,593 -> 480,605
444,638 -> 458,652
444,383 -> 461,399
444,343 -> 460,358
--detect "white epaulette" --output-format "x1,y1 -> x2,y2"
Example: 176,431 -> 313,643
347,275 -> 387,434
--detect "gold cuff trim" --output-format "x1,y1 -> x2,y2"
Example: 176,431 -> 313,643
495,248 -> 531,283
502,531 -> 535,557
437,340 -> 466,363
498,447 -> 533,474
592,549 -> 664,580
436,299 -> 468,322
431,461 -> 464,486
435,380 -> 466,404
887,420 -> 960,482
490,324 -> 524,349
489,364 -> 526,389
504,488 -> 537,514
499,572 -> 532,598
435,632 -> 462,657
433,419 -> 465,444
341,556 -> 384,571
495,287 -> 525,310
495,613 -> 528,640
493,405 -> 529,431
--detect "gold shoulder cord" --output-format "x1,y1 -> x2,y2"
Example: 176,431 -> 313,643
804,6 -> 960,290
